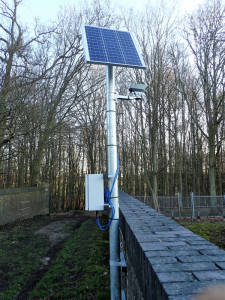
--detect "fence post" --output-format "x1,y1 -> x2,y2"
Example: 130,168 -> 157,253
191,192 -> 195,218
177,193 -> 181,218
223,194 -> 225,220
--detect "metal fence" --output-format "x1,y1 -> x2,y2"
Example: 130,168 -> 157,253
134,193 -> 225,218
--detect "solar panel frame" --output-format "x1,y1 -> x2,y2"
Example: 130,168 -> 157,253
82,25 -> 146,69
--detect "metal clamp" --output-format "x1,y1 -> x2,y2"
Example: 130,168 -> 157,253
109,252 -> 127,271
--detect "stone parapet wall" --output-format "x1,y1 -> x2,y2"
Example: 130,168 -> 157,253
119,191 -> 225,300
0,184 -> 49,226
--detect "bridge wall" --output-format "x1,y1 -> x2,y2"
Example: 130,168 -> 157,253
119,191 -> 225,300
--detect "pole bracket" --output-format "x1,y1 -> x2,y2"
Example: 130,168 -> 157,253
109,252 -> 127,272
110,260 -> 121,267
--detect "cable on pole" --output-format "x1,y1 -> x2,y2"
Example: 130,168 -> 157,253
96,154 -> 119,231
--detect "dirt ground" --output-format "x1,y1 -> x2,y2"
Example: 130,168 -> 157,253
0,211 -> 110,300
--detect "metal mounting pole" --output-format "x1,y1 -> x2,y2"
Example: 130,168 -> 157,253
106,65 -> 121,300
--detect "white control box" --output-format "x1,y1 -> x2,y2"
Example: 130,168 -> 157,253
85,174 -> 104,211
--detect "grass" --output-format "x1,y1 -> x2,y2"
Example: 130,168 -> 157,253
0,218 -> 50,299
31,219 -> 110,299
0,215 -> 110,300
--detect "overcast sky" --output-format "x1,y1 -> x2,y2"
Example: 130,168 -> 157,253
17,0 -> 208,27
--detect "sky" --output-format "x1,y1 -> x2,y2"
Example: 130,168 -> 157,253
17,0 -> 207,27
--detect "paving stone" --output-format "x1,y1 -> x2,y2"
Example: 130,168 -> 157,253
186,240 -> 212,246
145,250 -> 200,257
152,262 -> 219,273
185,236 -> 206,242
176,231 -> 199,236
193,270 -> 225,281
149,257 -> 178,265
162,281 -> 209,296
199,249 -> 225,256
215,262 -> 225,270
131,229 -> 154,234
168,226 -> 189,231
159,236 -> 203,243
177,255 -> 211,263
154,230 -> 194,237
140,241 -> 187,248
134,235 -> 159,242
209,255 -> 225,262
140,242 -> 168,251
168,244 -> 218,251
151,227 -> 171,232
163,218 -> 178,228
161,241 -> 187,247
157,271 -> 195,283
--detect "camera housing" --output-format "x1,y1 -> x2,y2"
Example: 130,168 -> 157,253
129,83 -> 147,93
117,83 -> 147,101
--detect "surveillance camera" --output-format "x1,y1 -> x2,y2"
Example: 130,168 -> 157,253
129,83 -> 147,93
117,83 -> 147,101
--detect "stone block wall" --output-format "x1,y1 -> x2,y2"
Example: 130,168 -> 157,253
0,184 -> 49,226
119,191 -> 225,300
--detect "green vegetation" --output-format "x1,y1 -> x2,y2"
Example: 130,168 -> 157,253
31,219 -> 110,300
0,219 -> 50,299
0,216 -> 110,300
177,219 -> 225,250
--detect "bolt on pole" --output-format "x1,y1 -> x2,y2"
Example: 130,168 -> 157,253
106,65 -> 121,300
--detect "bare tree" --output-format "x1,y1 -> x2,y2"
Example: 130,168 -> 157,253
0,0 -> 58,149
183,0 -> 225,197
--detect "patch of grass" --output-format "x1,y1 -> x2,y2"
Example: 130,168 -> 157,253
0,225 -> 49,299
31,218 -> 110,300
0,215 -> 110,299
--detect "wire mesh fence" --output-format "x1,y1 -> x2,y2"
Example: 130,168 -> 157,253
134,194 -> 225,218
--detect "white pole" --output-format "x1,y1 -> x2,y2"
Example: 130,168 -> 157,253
106,65 -> 121,299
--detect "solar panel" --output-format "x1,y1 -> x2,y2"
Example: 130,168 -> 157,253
82,25 -> 146,69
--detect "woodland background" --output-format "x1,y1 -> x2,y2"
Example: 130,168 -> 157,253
0,0 -> 224,211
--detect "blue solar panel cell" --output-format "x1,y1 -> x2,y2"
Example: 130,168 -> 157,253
102,29 -> 124,64
85,26 -> 108,62
117,31 -> 142,66
82,25 -> 146,69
